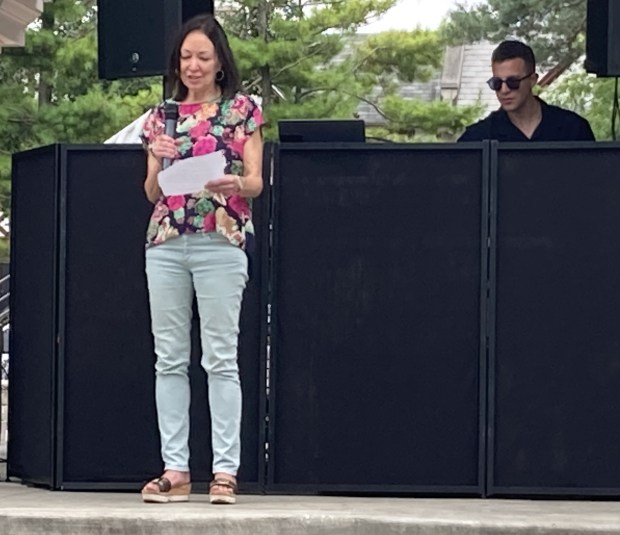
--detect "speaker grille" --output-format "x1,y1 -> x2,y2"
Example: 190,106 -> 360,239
585,0 -> 620,76
270,146 -> 485,492
491,146 -> 620,494
8,146 -> 58,486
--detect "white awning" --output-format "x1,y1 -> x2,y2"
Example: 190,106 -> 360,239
0,0 -> 50,50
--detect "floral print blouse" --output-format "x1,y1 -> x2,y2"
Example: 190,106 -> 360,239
140,93 -> 264,251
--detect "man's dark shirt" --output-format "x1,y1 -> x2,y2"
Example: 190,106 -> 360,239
458,98 -> 595,142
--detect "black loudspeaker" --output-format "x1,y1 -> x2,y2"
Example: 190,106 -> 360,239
181,0 -> 215,21
585,0 -> 620,76
9,145 -> 265,490
490,144 -> 620,497
97,0 -> 215,80
269,145 -> 488,494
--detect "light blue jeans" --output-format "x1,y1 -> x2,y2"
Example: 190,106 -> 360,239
145,232 -> 248,476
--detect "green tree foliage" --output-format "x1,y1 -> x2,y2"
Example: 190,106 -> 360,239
223,1 -> 482,139
441,0 -> 587,69
223,0 -> 400,133
0,0 -> 162,210
357,29 -> 444,83
352,29 -> 483,138
374,97 -> 484,140
541,72 -> 618,141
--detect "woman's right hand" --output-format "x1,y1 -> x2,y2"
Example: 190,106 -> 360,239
149,134 -> 178,166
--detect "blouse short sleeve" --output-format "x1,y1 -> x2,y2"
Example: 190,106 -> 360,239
243,96 -> 265,137
139,105 -> 165,150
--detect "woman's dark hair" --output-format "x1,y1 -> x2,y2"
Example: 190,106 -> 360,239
167,14 -> 241,101
492,40 -> 537,73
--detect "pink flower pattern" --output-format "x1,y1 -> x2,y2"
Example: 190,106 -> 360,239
193,135 -> 218,156
189,121 -> 211,138
166,195 -> 186,211
202,212 -> 215,231
228,194 -> 250,218
140,93 -> 264,250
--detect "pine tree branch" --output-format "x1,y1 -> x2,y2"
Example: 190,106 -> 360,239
296,86 -> 396,122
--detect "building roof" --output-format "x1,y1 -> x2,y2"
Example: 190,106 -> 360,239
0,0 -> 50,50
445,42 -> 498,112
355,41 -> 499,126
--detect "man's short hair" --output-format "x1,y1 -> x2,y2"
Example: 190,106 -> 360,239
491,40 -> 536,73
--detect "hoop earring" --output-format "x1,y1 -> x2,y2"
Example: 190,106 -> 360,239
216,70 -> 225,82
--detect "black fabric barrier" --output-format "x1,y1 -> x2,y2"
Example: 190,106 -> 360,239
268,144 -> 488,494
8,145 -> 266,490
11,140 -> 620,498
489,142 -> 620,497
9,146 -> 59,488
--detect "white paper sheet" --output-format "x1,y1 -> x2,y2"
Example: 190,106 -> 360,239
158,151 -> 226,196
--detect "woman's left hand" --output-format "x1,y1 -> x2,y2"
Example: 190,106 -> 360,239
206,175 -> 244,196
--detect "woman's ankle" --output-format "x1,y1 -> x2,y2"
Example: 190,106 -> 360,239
213,471 -> 236,481
163,469 -> 191,485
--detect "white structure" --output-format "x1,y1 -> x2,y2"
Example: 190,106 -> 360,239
0,0 -> 50,50
105,111 -> 150,145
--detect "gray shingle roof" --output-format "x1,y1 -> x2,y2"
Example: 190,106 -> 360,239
451,42 -> 498,112
355,41 -> 500,125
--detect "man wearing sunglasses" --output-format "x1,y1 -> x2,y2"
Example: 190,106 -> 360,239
458,40 -> 595,142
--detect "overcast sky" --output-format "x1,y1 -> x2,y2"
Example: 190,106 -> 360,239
361,0 -> 461,32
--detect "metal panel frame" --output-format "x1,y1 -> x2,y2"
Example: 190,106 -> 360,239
55,144 -> 150,490
15,139 -> 620,497
7,144 -> 61,488
9,143 -> 268,491
254,141 -> 274,493
267,143 -> 489,495
486,141 -> 620,498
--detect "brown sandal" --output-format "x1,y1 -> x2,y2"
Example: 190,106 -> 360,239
142,477 -> 191,503
209,478 -> 237,504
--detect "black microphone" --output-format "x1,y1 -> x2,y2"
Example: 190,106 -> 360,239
162,102 -> 178,170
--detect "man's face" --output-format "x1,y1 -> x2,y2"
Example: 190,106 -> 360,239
490,58 -> 537,113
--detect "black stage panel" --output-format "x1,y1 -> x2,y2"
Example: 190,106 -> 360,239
8,146 -> 59,487
269,144 -> 488,494
489,143 -> 620,496
9,145 -> 265,490
58,147 -> 159,486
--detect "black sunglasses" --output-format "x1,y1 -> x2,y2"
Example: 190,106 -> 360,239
486,73 -> 534,91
